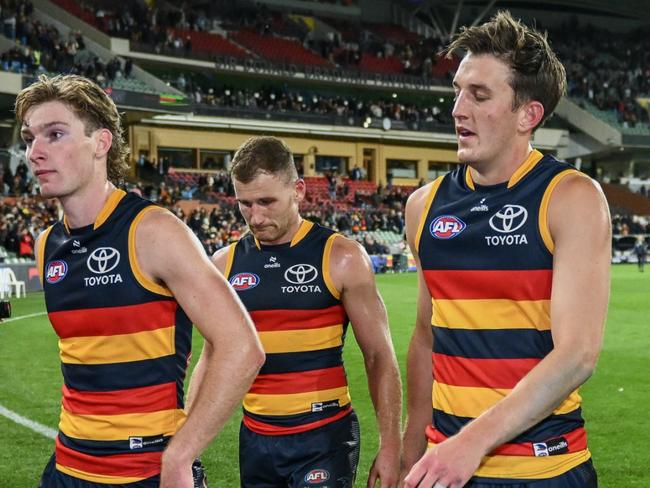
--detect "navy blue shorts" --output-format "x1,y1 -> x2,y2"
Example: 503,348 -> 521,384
239,411 -> 360,488
467,459 -> 597,487
39,454 -> 208,488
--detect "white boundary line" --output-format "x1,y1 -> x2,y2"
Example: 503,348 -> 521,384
0,405 -> 56,439
2,311 -> 47,323
1,311 -> 55,439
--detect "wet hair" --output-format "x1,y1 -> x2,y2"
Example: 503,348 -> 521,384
445,10 -> 566,129
230,136 -> 297,184
15,74 -> 129,184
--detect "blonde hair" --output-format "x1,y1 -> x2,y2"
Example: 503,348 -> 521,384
15,74 -> 130,184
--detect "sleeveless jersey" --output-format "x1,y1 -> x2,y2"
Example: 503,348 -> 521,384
39,190 -> 193,484
415,150 -> 592,480
225,220 -> 352,435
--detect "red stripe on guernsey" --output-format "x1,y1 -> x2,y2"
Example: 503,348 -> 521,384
433,353 -> 541,389
61,382 -> 177,415
424,270 -> 552,300
250,305 -> 346,332
249,366 -> 348,395
55,437 -> 161,478
49,301 -> 177,339
426,426 -> 587,456
244,406 -> 352,436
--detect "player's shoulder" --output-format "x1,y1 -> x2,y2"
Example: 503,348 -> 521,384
135,205 -> 179,231
211,242 -> 235,271
329,233 -> 369,267
406,177 -> 444,214
550,170 -> 605,209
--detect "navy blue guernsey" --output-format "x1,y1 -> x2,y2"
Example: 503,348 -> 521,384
225,220 -> 352,435
414,150 -> 592,480
39,189 -> 193,484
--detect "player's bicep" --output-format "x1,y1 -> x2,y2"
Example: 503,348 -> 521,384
548,176 -> 610,361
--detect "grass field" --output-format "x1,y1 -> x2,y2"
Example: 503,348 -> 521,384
0,265 -> 647,487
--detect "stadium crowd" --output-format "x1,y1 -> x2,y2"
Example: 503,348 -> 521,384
5,0 -> 650,131
0,161 -> 408,261
0,0 -> 132,84
1,156 -> 649,264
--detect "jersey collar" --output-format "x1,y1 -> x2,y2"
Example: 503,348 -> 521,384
63,188 -> 127,233
465,149 -> 544,191
253,219 -> 314,249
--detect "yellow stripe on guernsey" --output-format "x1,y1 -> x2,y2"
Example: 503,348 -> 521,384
433,299 -> 551,330
538,169 -> 587,253
56,465 -> 144,485
259,324 -> 343,354
59,326 -> 175,364
128,205 -> 173,297
432,382 -> 582,418
426,441 -> 590,480
322,234 -> 341,299
59,408 -> 182,441
224,243 -> 237,278
415,176 -> 444,251
244,387 -> 351,416
37,225 -> 55,285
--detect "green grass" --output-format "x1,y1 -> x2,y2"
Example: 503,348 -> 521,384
0,265 -> 647,487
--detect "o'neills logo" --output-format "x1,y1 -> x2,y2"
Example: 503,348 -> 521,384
532,437 -> 569,457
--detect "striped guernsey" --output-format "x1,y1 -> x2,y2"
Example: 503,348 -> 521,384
415,150 -> 592,480
225,220 -> 352,435
38,189 -> 193,484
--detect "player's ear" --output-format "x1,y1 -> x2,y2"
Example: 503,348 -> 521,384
295,178 -> 306,201
94,128 -> 113,159
518,100 -> 544,133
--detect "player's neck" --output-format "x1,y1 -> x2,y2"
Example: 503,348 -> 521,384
259,216 -> 304,247
469,143 -> 533,186
60,181 -> 117,229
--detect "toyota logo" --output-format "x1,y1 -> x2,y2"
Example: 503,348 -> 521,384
284,264 -> 318,284
87,247 -> 121,274
489,205 -> 528,233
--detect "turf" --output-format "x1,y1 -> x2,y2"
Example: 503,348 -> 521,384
0,265 -> 647,487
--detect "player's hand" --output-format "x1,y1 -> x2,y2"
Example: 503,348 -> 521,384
160,450 -> 194,488
402,434 -> 483,488
367,444 -> 401,488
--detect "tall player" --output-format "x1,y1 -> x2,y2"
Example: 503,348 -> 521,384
16,74 -> 265,488
198,136 -> 402,487
402,11 -> 611,488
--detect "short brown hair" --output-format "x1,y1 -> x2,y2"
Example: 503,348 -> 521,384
446,10 -> 566,129
15,74 -> 130,184
230,136 -> 297,184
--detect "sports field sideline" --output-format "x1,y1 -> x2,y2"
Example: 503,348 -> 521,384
0,265 -> 647,487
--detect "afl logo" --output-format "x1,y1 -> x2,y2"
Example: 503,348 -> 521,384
489,204 -> 528,233
430,215 -> 466,239
284,264 -> 318,285
304,469 -> 330,484
230,272 -> 260,290
45,260 -> 68,284
87,247 -> 120,274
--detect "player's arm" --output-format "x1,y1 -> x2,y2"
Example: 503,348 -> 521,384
405,175 -> 611,488
329,236 -> 402,488
401,185 -> 435,475
135,211 -> 264,488
184,245 -> 233,414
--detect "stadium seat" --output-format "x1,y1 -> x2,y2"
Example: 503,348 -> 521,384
0,267 -> 26,299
